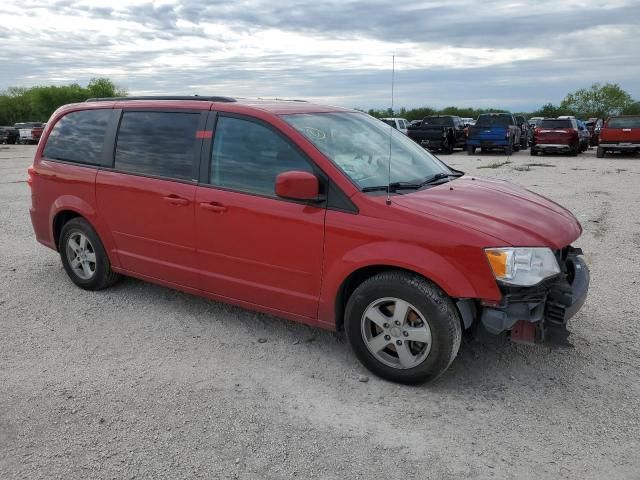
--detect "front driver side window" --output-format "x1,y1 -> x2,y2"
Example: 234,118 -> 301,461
210,116 -> 313,196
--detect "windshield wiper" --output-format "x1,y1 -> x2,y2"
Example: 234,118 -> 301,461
361,181 -> 422,193
418,172 -> 463,186
361,172 -> 464,193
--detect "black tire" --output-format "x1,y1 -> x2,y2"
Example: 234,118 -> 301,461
530,148 -> 538,156
344,271 -> 462,384
505,140 -> 513,156
596,147 -> 605,158
466,145 -> 475,155
442,137 -> 454,154
569,147 -> 578,157
59,217 -> 120,290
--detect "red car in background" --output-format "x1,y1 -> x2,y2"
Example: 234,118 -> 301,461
530,118 -> 581,156
597,115 -> 640,158
28,96 -> 589,384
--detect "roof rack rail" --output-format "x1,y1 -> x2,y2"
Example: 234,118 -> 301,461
85,96 -> 236,103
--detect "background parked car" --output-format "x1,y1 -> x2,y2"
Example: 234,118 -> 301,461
585,118 -> 604,146
14,122 -> 44,144
597,115 -> 640,158
515,115 -> 530,149
576,120 -> 591,152
466,113 -> 521,155
528,117 -> 544,129
407,115 -> 466,153
0,126 -> 19,144
460,117 -> 475,126
408,119 -> 422,127
530,118 -> 580,156
380,117 -> 409,135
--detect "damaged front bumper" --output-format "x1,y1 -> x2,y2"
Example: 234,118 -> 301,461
459,247 -> 590,344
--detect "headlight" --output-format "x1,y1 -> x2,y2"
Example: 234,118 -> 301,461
485,247 -> 560,287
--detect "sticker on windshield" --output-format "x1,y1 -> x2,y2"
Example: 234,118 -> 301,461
303,127 -> 326,140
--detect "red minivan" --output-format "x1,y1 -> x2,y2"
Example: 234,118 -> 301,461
29,96 -> 590,383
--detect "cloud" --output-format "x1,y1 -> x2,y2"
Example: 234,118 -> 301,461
1,0 -> 639,110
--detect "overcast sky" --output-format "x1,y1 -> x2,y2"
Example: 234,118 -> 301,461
1,0 -> 639,110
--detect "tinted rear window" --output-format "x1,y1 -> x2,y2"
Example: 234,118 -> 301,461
539,119 -> 573,129
115,111 -> 200,181
422,116 -> 454,127
475,115 -> 512,127
607,117 -> 640,128
43,109 -> 111,165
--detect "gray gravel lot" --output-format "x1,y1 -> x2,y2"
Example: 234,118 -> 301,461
1,144 -> 639,479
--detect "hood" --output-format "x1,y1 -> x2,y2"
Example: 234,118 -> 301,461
393,176 -> 582,249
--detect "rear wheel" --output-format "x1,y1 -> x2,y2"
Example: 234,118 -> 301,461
530,148 -> 538,156
345,271 -> 462,384
59,218 -> 120,290
596,147 -> 605,158
467,145 -> 476,155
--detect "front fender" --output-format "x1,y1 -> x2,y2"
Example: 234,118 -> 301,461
317,240 -> 497,328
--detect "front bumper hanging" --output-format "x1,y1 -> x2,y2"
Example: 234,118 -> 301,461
477,247 -> 590,344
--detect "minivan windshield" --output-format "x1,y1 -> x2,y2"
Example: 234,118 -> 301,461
283,112 -> 453,190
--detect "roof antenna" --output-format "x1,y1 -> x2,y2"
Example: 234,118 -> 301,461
386,54 -> 395,206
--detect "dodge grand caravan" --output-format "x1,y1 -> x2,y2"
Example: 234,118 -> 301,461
29,96 -> 590,384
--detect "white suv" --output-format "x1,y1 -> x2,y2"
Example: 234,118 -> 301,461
380,117 -> 409,135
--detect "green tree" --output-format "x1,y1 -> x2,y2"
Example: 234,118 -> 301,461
532,103 -> 563,118
0,78 -> 127,125
87,78 -> 128,98
622,101 -> 640,115
560,83 -> 634,119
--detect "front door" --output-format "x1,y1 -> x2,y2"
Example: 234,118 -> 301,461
195,114 -> 326,318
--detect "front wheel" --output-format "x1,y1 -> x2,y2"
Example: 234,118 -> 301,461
596,147 -> 605,158
345,271 -> 462,384
467,145 -> 476,155
530,148 -> 538,156
59,217 -> 120,290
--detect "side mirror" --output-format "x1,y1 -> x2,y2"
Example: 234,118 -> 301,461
275,170 -> 320,202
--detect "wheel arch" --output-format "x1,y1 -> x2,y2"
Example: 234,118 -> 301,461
332,263 -> 471,332
49,197 -> 121,268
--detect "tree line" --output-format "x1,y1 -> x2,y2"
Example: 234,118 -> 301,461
0,78 -> 127,126
1,78 -> 638,127
367,83 -> 640,121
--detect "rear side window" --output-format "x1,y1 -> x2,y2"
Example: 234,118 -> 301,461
43,109 -> 111,165
210,116 -> 313,196
607,117 -> 640,128
115,111 -> 200,181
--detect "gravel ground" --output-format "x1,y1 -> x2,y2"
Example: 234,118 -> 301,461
1,144 -> 639,479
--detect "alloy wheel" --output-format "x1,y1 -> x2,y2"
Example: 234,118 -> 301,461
361,297 -> 432,369
66,232 -> 97,280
